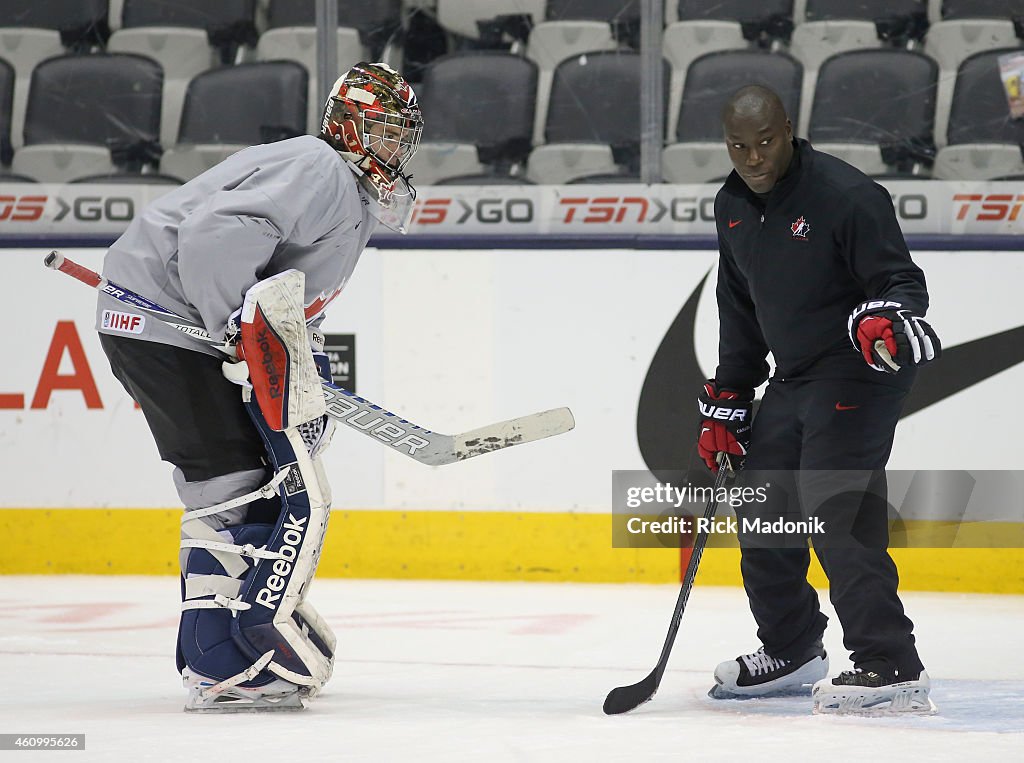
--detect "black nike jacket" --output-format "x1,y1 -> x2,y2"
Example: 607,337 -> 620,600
713,138 -> 928,392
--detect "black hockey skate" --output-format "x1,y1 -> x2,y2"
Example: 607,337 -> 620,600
812,667 -> 935,715
709,640 -> 828,699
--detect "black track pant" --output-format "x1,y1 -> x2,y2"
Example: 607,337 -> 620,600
100,334 -> 266,481
737,376 -> 923,676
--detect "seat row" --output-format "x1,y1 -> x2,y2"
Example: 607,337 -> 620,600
3,0 -> 1023,150
4,42 -> 1020,184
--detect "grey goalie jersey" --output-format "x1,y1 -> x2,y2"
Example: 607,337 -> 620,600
95,135 -> 377,355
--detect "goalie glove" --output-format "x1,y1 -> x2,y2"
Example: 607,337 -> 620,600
848,300 -> 941,373
697,381 -> 753,473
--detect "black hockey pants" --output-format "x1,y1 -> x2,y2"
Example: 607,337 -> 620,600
736,376 -> 924,677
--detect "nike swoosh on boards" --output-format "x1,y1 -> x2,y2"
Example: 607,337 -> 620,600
637,271 -> 1024,478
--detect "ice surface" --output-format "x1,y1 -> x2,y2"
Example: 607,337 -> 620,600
1,577 -> 1020,761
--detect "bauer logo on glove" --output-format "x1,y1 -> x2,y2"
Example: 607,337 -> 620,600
696,381 -> 753,473
847,300 -> 942,374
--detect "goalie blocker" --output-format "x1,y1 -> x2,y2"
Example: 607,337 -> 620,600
179,271 -> 336,712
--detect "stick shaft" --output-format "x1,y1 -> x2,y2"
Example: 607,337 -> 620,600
43,251 -> 573,465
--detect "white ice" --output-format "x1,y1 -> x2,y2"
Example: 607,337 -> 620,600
1,577 -> 1021,761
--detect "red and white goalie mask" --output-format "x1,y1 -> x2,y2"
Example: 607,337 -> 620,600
319,62 -> 423,233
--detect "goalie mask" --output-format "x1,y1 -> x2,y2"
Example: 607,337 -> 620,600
319,62 -> 423,233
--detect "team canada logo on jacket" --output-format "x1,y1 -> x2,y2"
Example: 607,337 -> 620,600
791,216 -> 810,239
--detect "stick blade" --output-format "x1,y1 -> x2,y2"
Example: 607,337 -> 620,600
452,407 -> 575,462
603,670 -> 658,715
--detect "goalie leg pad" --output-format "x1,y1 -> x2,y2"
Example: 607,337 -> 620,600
239,269 -> 326,431
175,403 -> 335,706
227,397 -> 334,687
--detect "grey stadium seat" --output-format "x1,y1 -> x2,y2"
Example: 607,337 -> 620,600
934,49 -> 1024,178
809,49 -> 937,175
13,54 -> 162,182
526,143 -> 619,184
664,50 -> 802,183
161,62 -> 307,180
406,143 -> 485,186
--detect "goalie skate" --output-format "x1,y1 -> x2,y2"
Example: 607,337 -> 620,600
709,641 -> 828,699
183,667 -> 308,713
812,669 -> 936,715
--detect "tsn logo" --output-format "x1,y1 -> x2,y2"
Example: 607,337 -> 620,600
952,193 -> 1024,221
0,195 -> 46,221
560,197 -> 651,224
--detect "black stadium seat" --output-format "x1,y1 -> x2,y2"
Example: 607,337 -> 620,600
23,54 -> 162,148
266,0 -> 402,57
676,50 -> 802,142
809,49 -> 937,173
546,0 -> 641,45
805,0 -> 928,42
0,57 -> 12,165
676,0 -> 794,44
71,172 -> 183,185
13,53 -> 162,180
121,0 -> 257,61
942,1 -> 1024,20
419,52 -> 538,166
546,0 -> 640,23
662,50 -> 802,182
946,49 -> 1024,145
177,63 -> 307,146
545,51 -> 669,167
160,62 -> 307,180
933,48 -> 1024,178
2,0 -> 109,49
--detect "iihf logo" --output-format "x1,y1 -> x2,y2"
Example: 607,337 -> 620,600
791,216 -> 810,240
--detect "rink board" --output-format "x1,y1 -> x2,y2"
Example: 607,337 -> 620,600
2,246 -> 1022,591
2,507 -> 1022,593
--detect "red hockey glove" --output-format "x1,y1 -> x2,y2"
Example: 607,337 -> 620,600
697,381 -> 753,473
848,300 -> 941,373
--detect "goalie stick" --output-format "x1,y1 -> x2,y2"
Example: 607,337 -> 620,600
44,251 -> 574,466
603,454 -> 731,715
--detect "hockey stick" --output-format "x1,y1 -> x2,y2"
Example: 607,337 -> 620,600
603,455 -> 731,715
43,250 -> 575,466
